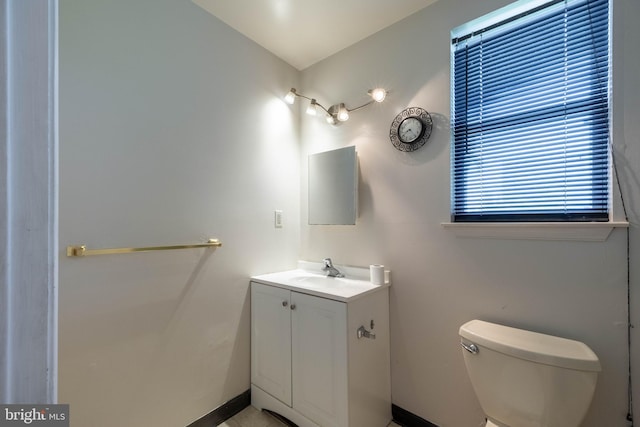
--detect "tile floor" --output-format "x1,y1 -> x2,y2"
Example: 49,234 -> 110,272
218,406 -> 285,427
219,405 -> 402,427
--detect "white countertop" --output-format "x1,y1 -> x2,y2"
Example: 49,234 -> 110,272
251,262 -> 390,303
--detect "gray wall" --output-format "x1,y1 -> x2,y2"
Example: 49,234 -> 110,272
300,1 -> 640,426
59,0 -> 300,425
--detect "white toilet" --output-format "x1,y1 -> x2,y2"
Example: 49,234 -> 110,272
459,320 -> 601,427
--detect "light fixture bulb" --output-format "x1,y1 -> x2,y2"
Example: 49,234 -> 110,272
306,99 -> 317,116
326,115 -> 336,125
337,104 -> 349,122
284,88 -> 297,104
369,88 -> 387,103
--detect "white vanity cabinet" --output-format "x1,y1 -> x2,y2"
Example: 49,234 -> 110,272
251,284 -> 348,426
250,267 -> 391,427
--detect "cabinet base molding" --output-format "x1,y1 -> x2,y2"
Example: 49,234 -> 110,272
187,390 -> 250,427
263,409 -> 299,427
252,384 -> 319,427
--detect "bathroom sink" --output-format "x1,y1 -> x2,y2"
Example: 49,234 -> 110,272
251,263 -> 390,302
289,272 -> 358,287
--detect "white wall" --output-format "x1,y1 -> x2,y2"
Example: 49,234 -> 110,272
57,0 -> 640,425
616,0 -> 640,423
59,0 -> 300,425
300,1 -> 639,426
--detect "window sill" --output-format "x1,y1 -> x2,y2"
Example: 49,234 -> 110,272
441,221 -> 629,242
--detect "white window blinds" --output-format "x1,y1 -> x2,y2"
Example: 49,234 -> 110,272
451,0 -> 610,222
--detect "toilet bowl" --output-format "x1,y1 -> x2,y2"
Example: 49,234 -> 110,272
459,320 -> 601,427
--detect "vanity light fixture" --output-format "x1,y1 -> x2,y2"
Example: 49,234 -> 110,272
284,87 -> 387,125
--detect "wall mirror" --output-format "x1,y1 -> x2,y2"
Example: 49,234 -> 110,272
308,146 -> 358,225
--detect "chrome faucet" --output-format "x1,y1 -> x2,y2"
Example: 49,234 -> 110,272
322,258 -> 344,277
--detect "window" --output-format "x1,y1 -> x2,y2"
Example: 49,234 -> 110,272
451,0 -> 610,222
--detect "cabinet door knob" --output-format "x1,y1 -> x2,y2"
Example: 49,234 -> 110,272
290,304 -> 296,310
282,301 -> 288,307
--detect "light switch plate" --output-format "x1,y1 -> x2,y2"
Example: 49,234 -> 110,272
274,210 -> 283,228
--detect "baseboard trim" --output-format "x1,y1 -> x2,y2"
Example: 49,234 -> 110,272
187,390 -> 250,427
392,404 -> 439,427
186,391 -> 438,427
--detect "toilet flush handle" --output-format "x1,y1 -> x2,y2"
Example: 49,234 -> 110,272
357,326 -> 376,340
461,341 -> 479,354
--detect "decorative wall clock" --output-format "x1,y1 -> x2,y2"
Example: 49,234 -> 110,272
389,107 -> 433,152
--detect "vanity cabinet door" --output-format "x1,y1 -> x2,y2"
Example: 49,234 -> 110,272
291,292 -> 348,427
251,283 -> 292,406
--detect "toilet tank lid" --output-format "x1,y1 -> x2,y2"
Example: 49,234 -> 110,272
459,320 -> 601,372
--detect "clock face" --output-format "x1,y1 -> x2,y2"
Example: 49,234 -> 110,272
389,107 -> 433,152
398,117 -> 423,143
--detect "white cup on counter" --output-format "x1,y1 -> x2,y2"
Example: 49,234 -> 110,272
370,264 -> 385,285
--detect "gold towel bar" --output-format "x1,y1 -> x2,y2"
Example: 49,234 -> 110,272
66,238 -> 222,257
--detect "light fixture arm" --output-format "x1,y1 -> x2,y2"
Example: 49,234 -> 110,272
314,101 -> 331,116
344,99 -> 376,113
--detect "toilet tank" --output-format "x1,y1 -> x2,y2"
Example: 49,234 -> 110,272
459,320 -> 601,427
